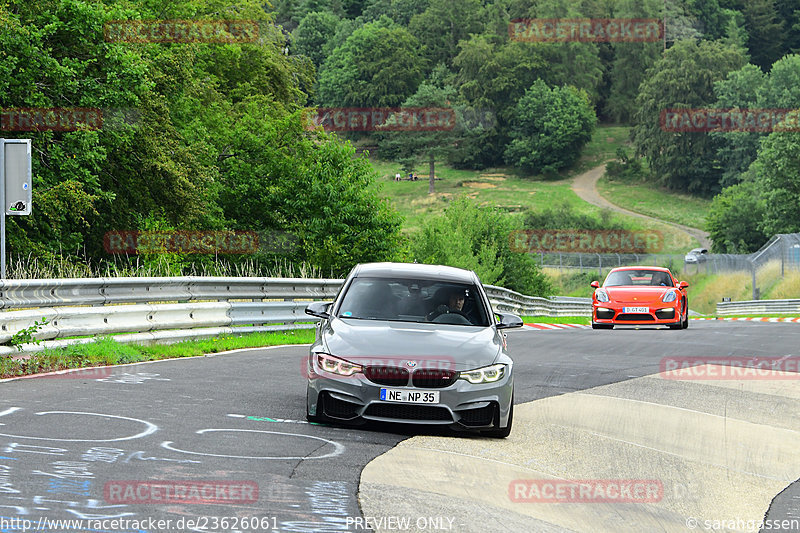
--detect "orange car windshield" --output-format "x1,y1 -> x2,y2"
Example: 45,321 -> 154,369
605,270 -> 674,287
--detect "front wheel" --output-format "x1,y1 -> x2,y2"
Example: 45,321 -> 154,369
592,323 -> 614,330
681,301 -> 689,329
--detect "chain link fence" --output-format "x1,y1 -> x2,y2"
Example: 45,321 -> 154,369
536,234 -> 800,273
535,234 -> 800,300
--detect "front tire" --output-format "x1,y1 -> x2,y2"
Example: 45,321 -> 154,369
681,301 -> 689,329
592,323 -> 614,330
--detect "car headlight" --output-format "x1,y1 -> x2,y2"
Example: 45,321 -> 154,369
662,290 -> 678,303
316,353 -> 362,376
459,363 -> 506,384
595,289 -> 609,303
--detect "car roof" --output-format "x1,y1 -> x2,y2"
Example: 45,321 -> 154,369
608,266 -> 672,274
350,262 -> 478,283
688,248 -> 707,253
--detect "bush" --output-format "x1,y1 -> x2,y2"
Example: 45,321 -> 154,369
411,198 -> 552,296
605,148 -> 648,183
523,202 -> 627,231
504,81 -> 597,175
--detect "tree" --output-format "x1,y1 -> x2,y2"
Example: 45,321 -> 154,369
408,0 -> 483,68
632,39 -> 746,194
752,129 -> 800,236
712,55 -> 800,187
504,80 -> 597,175
376,72 -> 458,193
411,197 -> 552,296
451,36 -> 548,168
706,178 -> 767,253
218,103 -> 404,274
317,17 -> 426,107
605,0 -> 670,123
742,0 -> 785,70
292,11 -> 341,68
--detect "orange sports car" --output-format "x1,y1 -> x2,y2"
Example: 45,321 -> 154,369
590,266 -> 689,330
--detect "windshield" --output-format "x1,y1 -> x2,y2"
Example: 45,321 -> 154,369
604,270 -> 674,287
336,277 -> 491,326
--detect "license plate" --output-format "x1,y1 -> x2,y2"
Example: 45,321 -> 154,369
380,388 -> 439,404
623,306 -> 649,313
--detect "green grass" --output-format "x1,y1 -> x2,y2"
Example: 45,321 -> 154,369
370,127 -> 697,254
521,315 -> 591,324
596,176 -> 712,230
569,125 -> 632,174
0,329 -> 315,379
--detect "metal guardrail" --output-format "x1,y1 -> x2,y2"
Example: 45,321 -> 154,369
716,299 -> 800,316
484,286 -> 591,317
0,277 -> 591,355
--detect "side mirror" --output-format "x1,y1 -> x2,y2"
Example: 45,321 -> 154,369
496,312 -> 523,329
678,281 -> 689,289
305,301 -> 332,319
590,281 -> 600,289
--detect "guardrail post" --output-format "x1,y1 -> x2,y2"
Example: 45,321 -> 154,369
597,254 -> 602,276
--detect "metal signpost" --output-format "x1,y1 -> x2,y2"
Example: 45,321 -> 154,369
0,138 -> 33,279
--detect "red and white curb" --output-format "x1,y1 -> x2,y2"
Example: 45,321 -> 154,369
524,323 -> 591,330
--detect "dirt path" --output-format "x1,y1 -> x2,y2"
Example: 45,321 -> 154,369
571,163 -> 712,249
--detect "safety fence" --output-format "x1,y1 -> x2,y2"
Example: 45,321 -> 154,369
0,277 -> 591,355
716,299 -> 800,316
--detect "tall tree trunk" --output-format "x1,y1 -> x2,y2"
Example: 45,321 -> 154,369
428,152 -> 435,194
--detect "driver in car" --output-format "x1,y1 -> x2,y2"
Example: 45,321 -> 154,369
427,289 -> 468,322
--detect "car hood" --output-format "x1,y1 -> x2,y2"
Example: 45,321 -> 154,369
320,318 -> 502,370
604,286 -> 675,304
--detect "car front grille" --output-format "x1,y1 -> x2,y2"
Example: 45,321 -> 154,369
411,369 -> 458,388
364,366 -> 410,386
616,313 -> 655,321
457,403 -> 496,426
364,403 -> 453,421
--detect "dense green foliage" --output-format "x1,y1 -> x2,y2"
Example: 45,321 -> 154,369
504,81 -> 596,175
1,0 -> 403,276
411,198 -> 553,296
6,0 -> 800,284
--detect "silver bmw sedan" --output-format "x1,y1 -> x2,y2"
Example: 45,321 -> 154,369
304,262 -> 522,438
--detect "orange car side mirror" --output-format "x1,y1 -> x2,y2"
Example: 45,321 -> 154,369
590,281 -> 600,289
678,281 -> 689,289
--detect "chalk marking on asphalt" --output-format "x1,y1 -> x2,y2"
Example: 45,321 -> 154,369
0,411 -> 158,442
161,428 -> 345,460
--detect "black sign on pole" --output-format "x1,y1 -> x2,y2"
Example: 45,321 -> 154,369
0,138 -> 33,279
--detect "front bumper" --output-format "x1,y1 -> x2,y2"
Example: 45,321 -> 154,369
307,366 -> 513,430
593,302 -> 681,326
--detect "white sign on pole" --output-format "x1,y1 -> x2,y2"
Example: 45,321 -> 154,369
4,139 -> 32,215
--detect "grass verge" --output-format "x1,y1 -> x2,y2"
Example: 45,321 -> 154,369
596,176 -> 711,230
0,329 -> 315,379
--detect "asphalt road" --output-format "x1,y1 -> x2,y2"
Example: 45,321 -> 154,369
0,321 -> 797,532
